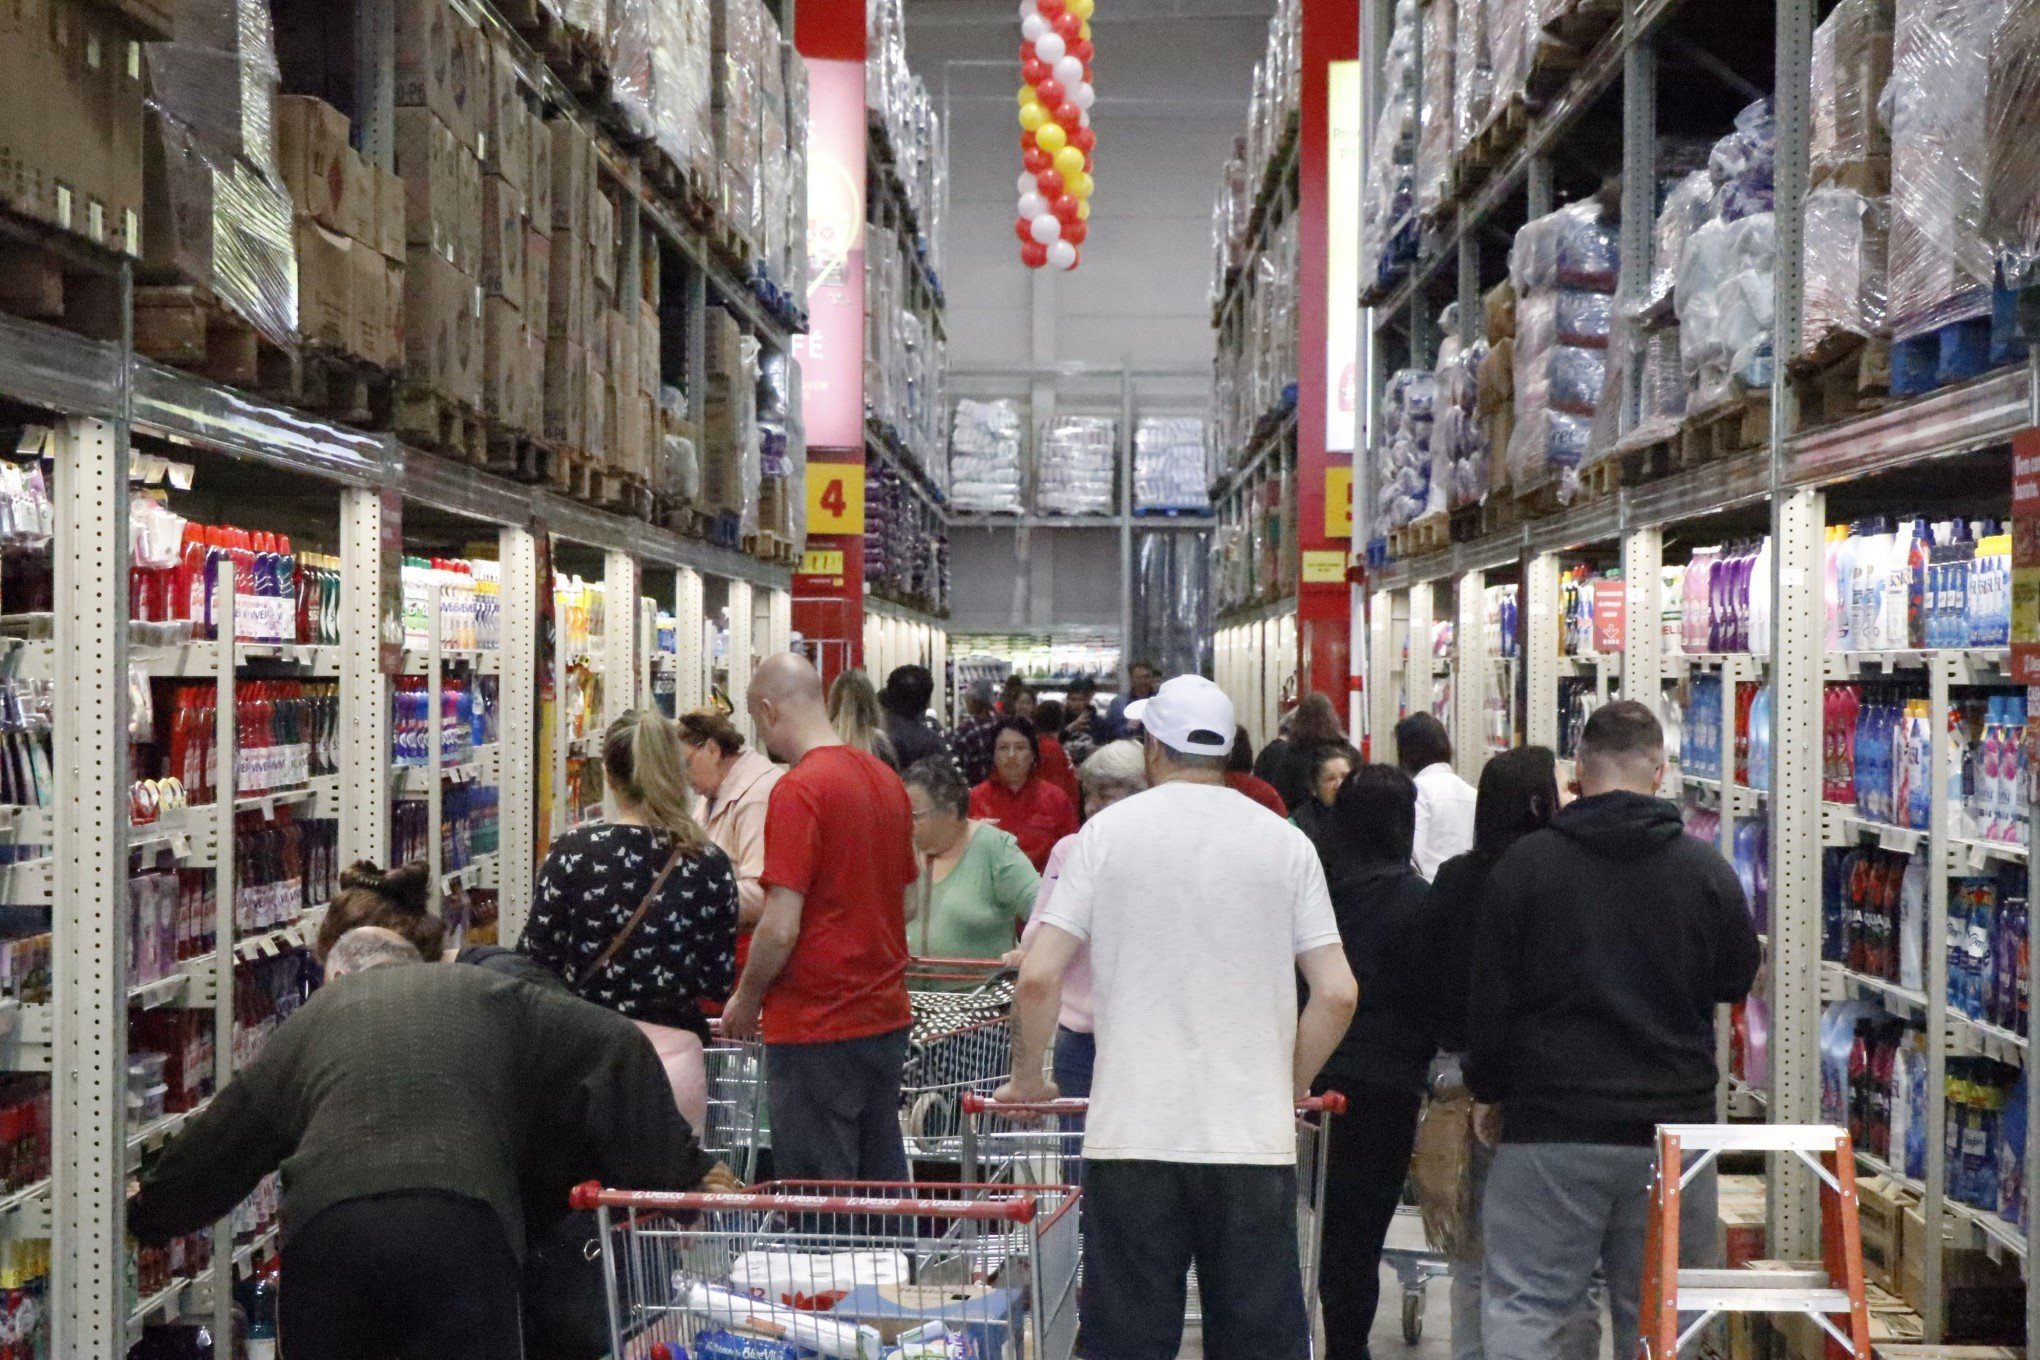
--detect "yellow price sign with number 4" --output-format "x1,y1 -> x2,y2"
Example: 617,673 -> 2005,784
807,464 -> 867,535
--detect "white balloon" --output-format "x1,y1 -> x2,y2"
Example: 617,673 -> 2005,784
1019,191 -> 1048,219
1053,55 -> 1083,87
1048,239 -> 1078,270
1017,0 -> 1035,18
1034,32 -> 1066,63
1021,14 -> 1048,41
1030,213 -> 1063,244
1079,108 -> 1091,127
1073,82 -> 1096,110
1019,171 -> 1039,198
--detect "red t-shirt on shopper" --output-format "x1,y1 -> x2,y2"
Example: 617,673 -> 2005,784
970,776 -> 1079,872
1226,770 -> 1289,817
1037,735 -> 1080,804
759,744 -> 917,1045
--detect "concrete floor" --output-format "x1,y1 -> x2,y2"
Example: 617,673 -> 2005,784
1177,1255 -> 1459,1360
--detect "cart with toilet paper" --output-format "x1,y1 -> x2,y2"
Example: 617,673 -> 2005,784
570,1179 -> 1080,1360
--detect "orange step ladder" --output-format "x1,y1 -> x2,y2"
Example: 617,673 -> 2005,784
1639,1124 -> 1871,1360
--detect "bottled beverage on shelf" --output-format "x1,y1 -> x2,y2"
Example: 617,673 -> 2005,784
245,1257 -> 279,1360
130,1011 -> 214,1115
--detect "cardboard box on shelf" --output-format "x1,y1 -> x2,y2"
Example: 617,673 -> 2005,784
1898,1208 -> 2025,1342
524,229 -> 551,341
526,109 -> 553,237
547,227 -> 585,342
454,137 -> 483,283
523,327 -> 546,438
482,294 -> 527,430
386,258 -> 406,369
550,119 -> 592,241
481,38 -> 530,192
545,336 -> 586,451
274,95 -> 349,231
337,145 -> 374,252
395,0 -> 478,152
294,216 -> 353,350
404,246 -> 480,407
639,301 -> 660,398
583,347 -> 608,465
350,244 -> 388,366
373,162 -> 404,264
395,108 -> 464,267
589,187 -> 616,294
481,176 -> 526,310
1772,1274 -> 1925,1360
0,0 -> 147,254
1858,1174 -> 1915,1292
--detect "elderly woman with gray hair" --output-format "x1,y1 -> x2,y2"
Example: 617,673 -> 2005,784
1005,738 -> 1149,1099
902,757 -> 1039,967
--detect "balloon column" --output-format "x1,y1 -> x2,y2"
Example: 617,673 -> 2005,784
1014,0 -> 1096,271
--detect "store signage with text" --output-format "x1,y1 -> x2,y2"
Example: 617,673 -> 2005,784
2012,429 -> 2040,682
790,59 -> 866,450
1302,549 -> 1348,585
807,463 -> 867,535
799,549 -> 847,581
1593,580 -> 1626,653
1326,62 -> 1360,455
1324,465 -> 1353,539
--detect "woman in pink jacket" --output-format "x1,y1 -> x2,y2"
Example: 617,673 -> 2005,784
677,708 -> 784,972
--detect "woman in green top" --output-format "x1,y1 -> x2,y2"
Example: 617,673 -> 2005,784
903,756 -> 1041,964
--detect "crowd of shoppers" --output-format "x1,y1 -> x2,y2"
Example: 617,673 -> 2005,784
133,643 -> 1758,1360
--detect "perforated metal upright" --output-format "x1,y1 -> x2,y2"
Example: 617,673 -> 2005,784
603,549 -> 641,722
1622,526 -> 1663,714
1454,569 -> 1487,781
497,526 -> 541,941
51,417 -> 129,1360
1405,581 -> 1435,753
1524,552 -> 1561,750
727,579 -> 755,739
1368,588 -> 1397,757
675,567 -> 707,714
339,487 -> 392,865
765,587 -> 791,660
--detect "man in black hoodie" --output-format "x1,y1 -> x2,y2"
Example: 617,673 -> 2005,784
1466,702 -> 1759,1360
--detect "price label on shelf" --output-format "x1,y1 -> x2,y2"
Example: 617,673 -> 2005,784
799,549 -> 847,580
806,464 -> 866,535
1301,550 -> 1347,585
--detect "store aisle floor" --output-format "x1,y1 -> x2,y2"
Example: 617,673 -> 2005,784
1176,1262 -> 1457,1360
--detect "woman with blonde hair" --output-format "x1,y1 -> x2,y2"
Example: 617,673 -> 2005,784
518,708 -> 739,1129
828,668 -> 900,769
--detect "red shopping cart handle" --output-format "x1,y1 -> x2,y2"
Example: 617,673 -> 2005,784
960,1093 -> 1349,1116
569,1180 -> 1041,1222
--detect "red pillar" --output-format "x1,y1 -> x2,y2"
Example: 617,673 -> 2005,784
1294,0 -> 1358,707
791,0 -> 867,688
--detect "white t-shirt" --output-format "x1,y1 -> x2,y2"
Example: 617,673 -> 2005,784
1035,781 -> 1342,1165
1413,761 -> 1478,880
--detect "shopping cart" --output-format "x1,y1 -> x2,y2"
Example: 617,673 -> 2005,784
570,1179 -> 1081,1360
958,1093 -> 1347,1329
900,958 -> 1017,1164
702,1034 -> 768,1183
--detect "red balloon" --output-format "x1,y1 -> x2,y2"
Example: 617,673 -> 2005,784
1022,145 -> 1052,174
1022,57 -> 1050,84
1082,62 -> 1094,82
1035,78 -> 1064,107
1064,220 -> 1088,246
1052,194 -> 1081,223
1015,217 -> 1035,243
1036,168 -> 1065,197
1055,102 -> 1082,131
1053,12 -> 1081,39
1072,126 -> 1096,153
1021,241 -> 1049,268
1074,38 -> 1095,62
1037,0 -> 1067,16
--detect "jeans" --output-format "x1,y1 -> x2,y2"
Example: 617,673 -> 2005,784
281,1192 -> 522,1360
1482,1143 -> 1718,1360
766,1026 -> 912,1182
1317,1079 -> 1425,1360
1078,1159 -> 1308,1360
1053,1026 -> 1095,1099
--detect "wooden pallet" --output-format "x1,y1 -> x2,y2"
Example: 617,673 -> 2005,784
1575,456 -> 1625,505
1456,97 -> 1529,195
0,212 -> 122,341
745,531 -> 797,566
563,455 -> 645,516
1515,478 -> 1567,521
1614,423 -> 1685,487
396,388 -> 486,464
297,346 -> 394,430
662,504 -> 713,540
1480,491 -> 1526,537
482,423 -> 561,485
1540,0 -> 1622,49
1789,333 -> 1891,432
134,285 -> 299,397
1389,512 -> 1451,559
1679,391 -> 1771,467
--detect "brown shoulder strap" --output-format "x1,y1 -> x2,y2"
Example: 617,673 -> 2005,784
575,843 -> 688,988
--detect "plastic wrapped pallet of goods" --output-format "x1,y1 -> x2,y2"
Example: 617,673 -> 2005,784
1670,101 -> 1780,413
1810,0 -> 1895,194
1359,0 -> 1419,300
783,48 -> 809,298
1416,0 -> 1455,217
1373,367 -> 1440,538
1984,0 -> 2040,292
949,399 -> 1023,515
1802,187 -> 1890,358
1885,0 -> 2010,346
139,0 -> 298,355
1434,325 -> 1490,509
1649,171 -> 1716,314
1453,0 -> 1492,155
1506,201 -> 1616,501
1038,416 -> 1117,517
1135,418 -> 1211,514
1486,0 -> 1528,127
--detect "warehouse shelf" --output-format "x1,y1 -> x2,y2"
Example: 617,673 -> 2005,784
867,122 -> 946,327
866,421 -> 948,519
1211,121 -> 1302,331
1210,403 -> 1299,508
0,1179 -> 51,1240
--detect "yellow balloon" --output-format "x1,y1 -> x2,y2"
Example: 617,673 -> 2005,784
1068,170 -> 1095,199
1035,122 -> 1069,154
1070,0 -> 1094,17
1053,146 -> 1086,179
1080,19 -> 1092,38
1020,102 -> 1049,132
1077,201 -> 1090,221
1019,85 -> 1037,107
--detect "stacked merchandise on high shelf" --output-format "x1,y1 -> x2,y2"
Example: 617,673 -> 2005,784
709,0 -> 809,308
1037,416 -> 1116,517
1134,418 -> 1211,514
756,350 -> 806,555
1372,367 -> 1440,540
700,308 -> 765,545
1437,312 -> 1492,514
557,572 -> 606,830
1208,0 -> 1301,480
952,632 -> 1120,691
1507,201 -> 1617,504
1356,0 -> 1418,304
865,465 -> 949,616
949,400 -> 1024,515
1664,104 -> 1777,421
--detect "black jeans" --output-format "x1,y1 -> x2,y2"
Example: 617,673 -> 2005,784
1318,1078 -> 1426,1360
766,1025 -> 912,1181
280,1192 -> 522,1360
1079,1159 -> 1308,1360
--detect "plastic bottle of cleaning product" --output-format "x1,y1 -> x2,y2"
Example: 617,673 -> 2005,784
1949,705 -> 1973,840
1749,685 -> 1771,791
1907,700 -> 1933,830
1884,521 -> 1916,654
1981,700 -> 2007,842
1751,537 -> 1773,658
1825,525 -> 1844,650
1908,519 -> 1930,650
1834,524 -> 1859,651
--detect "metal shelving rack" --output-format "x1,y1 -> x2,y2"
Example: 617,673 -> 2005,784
1355,0 -> 2040,1335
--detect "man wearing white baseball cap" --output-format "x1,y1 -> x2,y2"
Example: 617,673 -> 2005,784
997,674 -> 1358,1360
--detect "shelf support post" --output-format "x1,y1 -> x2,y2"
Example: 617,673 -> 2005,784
497,525 -> 540,942
728,580 -> 755,741
338,486 -> 391,866
604,549 -> 641,724
1455,570 -> 1487,780
1524,551 -> 1560,749
1368,588 -> 1397,759
1622,524 -> 1662,716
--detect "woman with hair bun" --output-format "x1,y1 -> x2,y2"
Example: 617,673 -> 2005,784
315,861 -> 567,991
517,708 -> 739,1129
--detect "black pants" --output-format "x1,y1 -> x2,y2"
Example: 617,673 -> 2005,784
1318,1079 -> 1426,1360
281,1192 -> 522,1360
1078,1159 -> 1308,1360
766,1025 -> 911,1181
